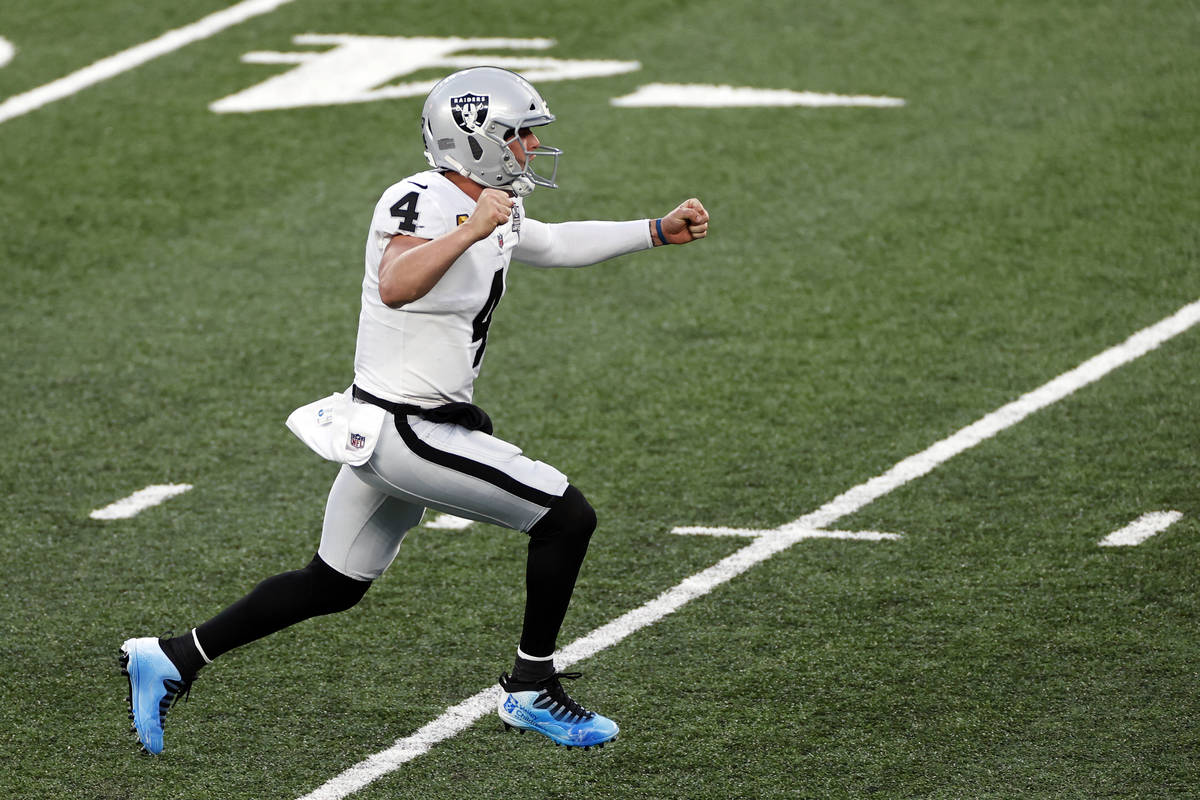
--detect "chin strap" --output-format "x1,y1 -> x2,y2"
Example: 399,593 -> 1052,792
442,153 -> 535,197
510,176 -> 535,197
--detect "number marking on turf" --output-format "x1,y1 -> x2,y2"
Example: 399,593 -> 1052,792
0,0 -> 295,125
209,35 -> 640,113
88,484 -> 193,520
299,299 -> 1200,800
1099,511 -> 1183,547
0,37 -> 14,69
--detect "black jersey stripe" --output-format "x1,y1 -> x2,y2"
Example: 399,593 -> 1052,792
391,413 -> 561,508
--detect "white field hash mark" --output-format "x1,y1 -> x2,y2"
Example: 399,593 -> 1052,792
1099,511 -> 1184,547
422,513 -> 474,530
0,0 -> 295,125
89,484 -> 193,520
298,297 -> 1200,800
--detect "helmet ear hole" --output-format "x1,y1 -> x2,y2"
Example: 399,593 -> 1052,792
468,137 -> 484,161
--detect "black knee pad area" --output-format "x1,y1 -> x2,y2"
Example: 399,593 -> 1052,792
304,554 -> 371,615
529,485 -> 597,541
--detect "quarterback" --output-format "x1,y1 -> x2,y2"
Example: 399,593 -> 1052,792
120,66 -> 708,754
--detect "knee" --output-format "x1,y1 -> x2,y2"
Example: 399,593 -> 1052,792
529,485 -> 596,540
304,554 -> 371,615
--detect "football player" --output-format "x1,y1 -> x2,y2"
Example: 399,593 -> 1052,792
121,66 -> 709,754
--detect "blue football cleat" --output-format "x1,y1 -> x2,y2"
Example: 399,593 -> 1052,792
497,671 -> 618,749
120,637 -> 192,755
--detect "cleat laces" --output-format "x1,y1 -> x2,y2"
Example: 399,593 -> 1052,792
530,672 -> 595,724
158,677 -> 193,726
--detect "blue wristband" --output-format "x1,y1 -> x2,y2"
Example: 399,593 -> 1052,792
655,217 -> 666,245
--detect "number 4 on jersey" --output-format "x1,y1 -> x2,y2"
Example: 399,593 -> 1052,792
390,191 -> 420,233
472,269 -> 505,368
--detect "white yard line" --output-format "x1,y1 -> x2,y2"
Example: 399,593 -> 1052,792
0,0 -> 295,125
299,297 -> 1200,800
684,299 -> 1200,537
1099,511 -> 1183,547
89,484 -> 193,520
610,83 -> 906,108
673,525 -> 902,540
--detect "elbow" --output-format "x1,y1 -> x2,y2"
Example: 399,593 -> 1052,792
379,285 -> 402,308
377,268 -> 426,308
379,284 -> 416,308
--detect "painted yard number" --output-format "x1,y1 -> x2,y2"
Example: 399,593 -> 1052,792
209,35 -> 640,113
208,34 -> 905,113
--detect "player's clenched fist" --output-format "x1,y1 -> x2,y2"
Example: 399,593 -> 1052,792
657,198 -> 709,245
463,188 -> 515,241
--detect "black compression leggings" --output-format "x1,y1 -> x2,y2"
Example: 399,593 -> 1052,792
195,554 -> 370,661
520,485 -> 597,658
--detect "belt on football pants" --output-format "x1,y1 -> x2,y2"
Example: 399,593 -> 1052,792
351,385 -> 494,436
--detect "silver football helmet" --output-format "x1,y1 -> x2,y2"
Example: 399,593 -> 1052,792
421,67 -> 561,196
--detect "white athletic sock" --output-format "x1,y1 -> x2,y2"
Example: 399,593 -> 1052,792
517,647 -> 554,662
192,628 -> 213,665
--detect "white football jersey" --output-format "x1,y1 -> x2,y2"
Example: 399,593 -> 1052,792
353,170 -> 525,406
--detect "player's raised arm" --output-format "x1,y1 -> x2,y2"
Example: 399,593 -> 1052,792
378,189 -> 514,307
515,198 -> 710,269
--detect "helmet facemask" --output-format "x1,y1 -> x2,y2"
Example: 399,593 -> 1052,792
491,120 -> 561,195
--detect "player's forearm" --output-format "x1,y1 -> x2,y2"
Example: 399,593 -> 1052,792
378,227 -> 481,307
515,219 -> 652,268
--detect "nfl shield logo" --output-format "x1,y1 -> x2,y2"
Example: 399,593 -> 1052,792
450,93 -> 489,134
349,432 -> 366,450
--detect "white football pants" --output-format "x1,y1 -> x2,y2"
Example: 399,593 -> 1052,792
317,411 -> 569,580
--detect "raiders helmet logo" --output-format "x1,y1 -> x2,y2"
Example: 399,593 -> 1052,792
450,93 -> 489,134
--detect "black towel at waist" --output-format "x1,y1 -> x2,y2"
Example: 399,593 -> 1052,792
352,385 -> 494,435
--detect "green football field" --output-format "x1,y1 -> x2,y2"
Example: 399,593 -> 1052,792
2,1 -> 1198,797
